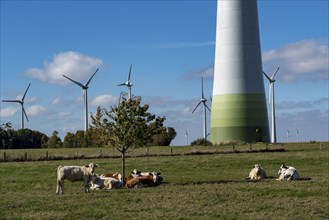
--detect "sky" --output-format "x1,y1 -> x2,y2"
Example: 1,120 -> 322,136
0,0 -> 328,146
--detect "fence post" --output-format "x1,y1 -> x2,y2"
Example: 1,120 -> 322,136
25,152 -> 27,161
171,148 -> 173,156
4,152 -> 6,161
249,144 -> 252,151
46,151 -> 48,160
100,149 -> 102,158
232,144 -> 235,151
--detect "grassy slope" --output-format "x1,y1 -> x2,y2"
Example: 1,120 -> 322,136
0,142 -> 328,219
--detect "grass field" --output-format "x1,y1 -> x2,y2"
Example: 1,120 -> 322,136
0,142 -> 328,219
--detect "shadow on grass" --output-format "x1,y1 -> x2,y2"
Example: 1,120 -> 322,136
165,176 -> 312,186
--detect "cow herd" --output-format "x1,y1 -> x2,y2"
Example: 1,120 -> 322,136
56,163 -> 163,194
247,163 -> 300,181
56,162 -> 300,194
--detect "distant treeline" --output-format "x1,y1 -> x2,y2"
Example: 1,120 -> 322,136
0,123 -> 176,149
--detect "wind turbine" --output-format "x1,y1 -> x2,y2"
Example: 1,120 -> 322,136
192,78 -> 211,140
2,83 -> 31,129
263,67 -> 280,143
185,130 -> 189,145
63,68 -> 99,132
118,64 -> 133,99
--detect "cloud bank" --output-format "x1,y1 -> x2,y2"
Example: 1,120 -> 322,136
24,51 -> 102,84
262,39 -> 328,82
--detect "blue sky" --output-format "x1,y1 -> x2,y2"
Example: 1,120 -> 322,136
1,0 -> 328,145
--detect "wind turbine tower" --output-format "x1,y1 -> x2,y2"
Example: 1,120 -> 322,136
192,78 -> 211,140
210,0 -> 270,143
263,67 -> 280,143
63,68 -> 99,132
2,83 -> 31,129
118,64 -> 133,99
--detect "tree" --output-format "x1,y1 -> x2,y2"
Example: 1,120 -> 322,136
63,132 -> 76,148
151,127 -> 177,146
91,96 -> 165,182
48,130 -> 63,148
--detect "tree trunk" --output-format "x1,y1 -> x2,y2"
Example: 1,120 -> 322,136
121,149 -> 126,186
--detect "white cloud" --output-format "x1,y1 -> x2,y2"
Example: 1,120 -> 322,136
0,107 -> 19,117
184,65 -> 214,80
26,105 -> 47,116
24,51 -> 102,84
91,94 -> 117,107
262,39 -> 328,82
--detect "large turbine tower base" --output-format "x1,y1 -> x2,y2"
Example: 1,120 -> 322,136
210,0 -> 270,144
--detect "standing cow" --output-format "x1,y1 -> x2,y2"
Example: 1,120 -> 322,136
56,162 -> 98,194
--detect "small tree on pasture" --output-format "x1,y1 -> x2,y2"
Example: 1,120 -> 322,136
91,96 -> 165,182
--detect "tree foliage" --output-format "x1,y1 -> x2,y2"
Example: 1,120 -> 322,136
90,96 -> 166,180
0,123 -> 48,149
190,138 -> 212,146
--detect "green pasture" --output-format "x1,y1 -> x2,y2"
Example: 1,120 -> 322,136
0,142 -> 328,219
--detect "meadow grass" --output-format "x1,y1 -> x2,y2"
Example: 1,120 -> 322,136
0,142 -> 328,219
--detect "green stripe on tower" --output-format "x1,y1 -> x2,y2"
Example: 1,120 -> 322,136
210,94 -> 269,143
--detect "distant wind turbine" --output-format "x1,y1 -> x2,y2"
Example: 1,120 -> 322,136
63,68 -> 99,132
185,130 -> 189,145
286,130 -> 290,143
296,129 -> 299,142
118,64 -> 133,99
2,83 -> 31,129
192,78 -> 211,140
263,67 -> 280,143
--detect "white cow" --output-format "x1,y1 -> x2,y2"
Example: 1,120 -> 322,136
277,164 -> 300,180
247,164 -> 267,180
56,162 -> 98,194
90,174 -> 123,190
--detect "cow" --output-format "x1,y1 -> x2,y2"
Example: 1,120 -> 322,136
126,169 -> 163,188
247,164 -> 266,180
56,162 -> 98,194
90,174 -> 123,190
277,163 -> 300,180
100,172 -> 121,179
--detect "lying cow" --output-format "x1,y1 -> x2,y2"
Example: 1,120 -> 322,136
247,164 -> 266,180
100,172 -> 121,179
126,169 -> 163,188
56,162 -> 98,194
277,163 -> 300,180
90,174 -> 123,190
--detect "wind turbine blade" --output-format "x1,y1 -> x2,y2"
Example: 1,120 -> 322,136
268,83 -> 273,104
128,64 -> 132,82
192,101 -> 202,113
85,68 -> 99,87
2,100 -> 20,103
23,107 -> 29,121
201,77 -> 205,99
22,83 -> 31,101
63,75 -> 85,88
210,95 -> 212,103
262,71 -> 271,81
272,67 -> 280,79
118,92 -> 123,106
205,103 -> 211,112
118,83 -> 126,87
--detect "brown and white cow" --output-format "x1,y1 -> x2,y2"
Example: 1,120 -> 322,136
126,169 -> 163,188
